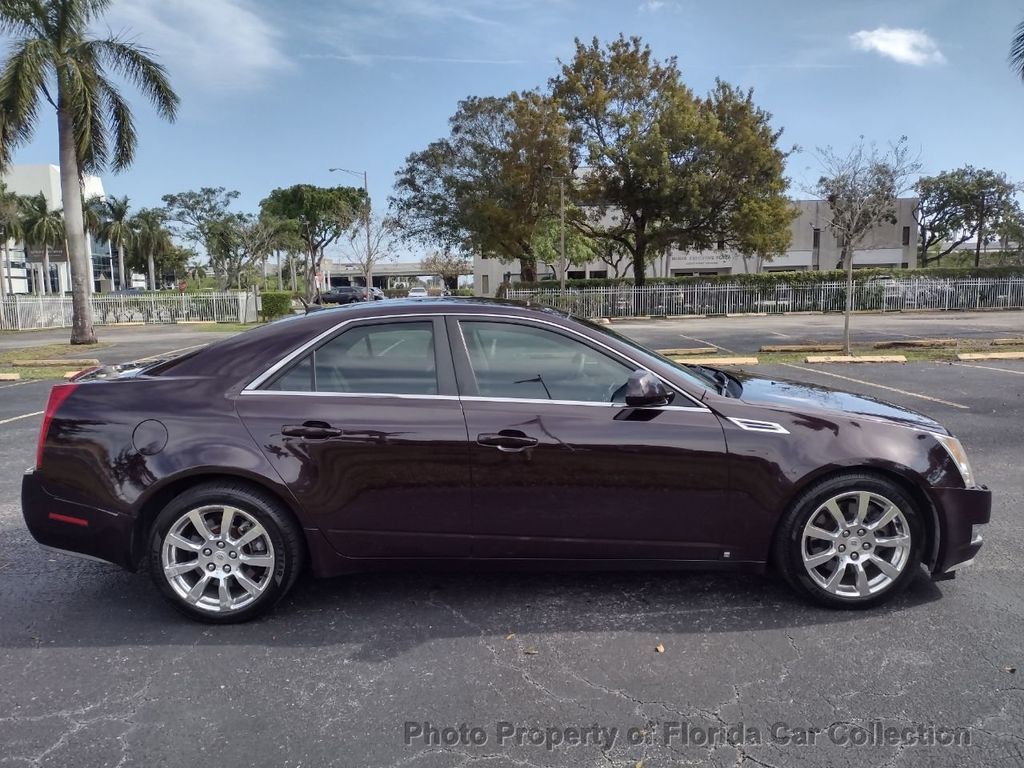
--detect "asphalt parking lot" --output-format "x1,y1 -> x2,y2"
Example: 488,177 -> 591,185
1,314 -> 1022,767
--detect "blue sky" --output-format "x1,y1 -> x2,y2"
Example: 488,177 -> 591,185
7,0 -> 1024,224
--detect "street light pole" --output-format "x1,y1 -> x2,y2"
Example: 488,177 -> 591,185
330,167 -> 373,301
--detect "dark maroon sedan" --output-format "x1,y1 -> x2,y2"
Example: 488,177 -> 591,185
22,298 -> 991,622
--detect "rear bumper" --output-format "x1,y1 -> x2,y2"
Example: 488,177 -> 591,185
929,485 -> 991,576
21,469 -> 136,570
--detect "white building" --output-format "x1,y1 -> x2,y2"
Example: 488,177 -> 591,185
473,198 -> 920,295
1,163 -> 106,295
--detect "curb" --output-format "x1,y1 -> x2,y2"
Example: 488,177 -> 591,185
956,352 -> 1024,361
804,355 -> 908,364
12,358 -> 101,368
873,338 -> 957,349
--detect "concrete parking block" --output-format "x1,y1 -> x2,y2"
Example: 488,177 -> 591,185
957,351 -> 1024,361
0,372 -> 21,381
805,354 -> 908,363
760,343 -> 843,353
992,338 -> 1024,346
671,356 -> 759,365
656,346 -> 717,355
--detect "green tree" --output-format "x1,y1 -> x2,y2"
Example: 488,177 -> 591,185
161,187 -> 240,283
392,91 -> 571,283
550,36 -> 793,285
732,195 -> 799,273
21,192 -> 63,294
259,184 -> 365,299
90,195 -> 133,289
812,137 -> 920,353
0,0 -> 179,343
129,208 -> 171,290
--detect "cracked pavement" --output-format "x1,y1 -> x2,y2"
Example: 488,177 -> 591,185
1,317 -> 1022,767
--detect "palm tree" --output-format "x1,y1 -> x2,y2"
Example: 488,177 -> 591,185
21,193 -> 64,295
92,195 -> 133,290
131,208 -> 171,290
1012,18 -> 1024,82
0,0 -> 180,343
0,183 -> 23,297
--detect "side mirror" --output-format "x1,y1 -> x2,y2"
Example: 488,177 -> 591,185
624,370 -> 672,407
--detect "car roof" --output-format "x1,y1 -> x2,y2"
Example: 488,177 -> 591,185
154,297 -> 573,386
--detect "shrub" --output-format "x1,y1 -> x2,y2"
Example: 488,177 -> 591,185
260,291 -> 294,320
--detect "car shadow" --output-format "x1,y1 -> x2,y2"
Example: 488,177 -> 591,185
0,560 -> 944,658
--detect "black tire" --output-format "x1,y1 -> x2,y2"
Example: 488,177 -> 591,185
773,473 -> 924,609
148,481 -> 304,623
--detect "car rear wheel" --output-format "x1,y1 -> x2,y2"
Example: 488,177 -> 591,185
775,474 -> 923,608
148,482 -> 304,623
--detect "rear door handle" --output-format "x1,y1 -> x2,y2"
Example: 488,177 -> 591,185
282,421 -> 344,439
477,431 -> 539,452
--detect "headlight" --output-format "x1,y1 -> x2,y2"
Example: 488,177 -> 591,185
935,433 -> 975,488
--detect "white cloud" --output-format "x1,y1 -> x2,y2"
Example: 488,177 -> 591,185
638,0 -> 681,12
101,0 -> 292,92
849,27 -> 945,66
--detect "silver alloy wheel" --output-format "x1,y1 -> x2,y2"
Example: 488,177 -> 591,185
161,504 -> 276,613
800,490 -> 912,599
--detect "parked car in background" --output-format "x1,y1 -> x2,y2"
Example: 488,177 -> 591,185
21,298 -> 990,622
317,286 -> 382,304
407,286 -> 429,298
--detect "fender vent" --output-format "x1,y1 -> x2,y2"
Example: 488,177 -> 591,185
726,417 -> 790,434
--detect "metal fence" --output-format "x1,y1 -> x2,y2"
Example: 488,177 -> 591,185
0,291 -> 259,331
507,277 -> 1024,319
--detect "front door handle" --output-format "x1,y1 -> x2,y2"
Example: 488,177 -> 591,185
477,431 -> 539,452
282,421 -> 344,439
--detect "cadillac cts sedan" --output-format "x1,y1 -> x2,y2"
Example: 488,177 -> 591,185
22,298 -> 991,622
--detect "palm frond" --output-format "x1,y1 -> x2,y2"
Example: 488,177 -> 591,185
88,37 -> 179,121
0,38 -> 52,166
1012,18 -> 1024,81
0,0 -> 47,38
98,77 -> 136,171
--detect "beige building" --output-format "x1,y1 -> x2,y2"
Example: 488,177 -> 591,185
473,198 -> 919,295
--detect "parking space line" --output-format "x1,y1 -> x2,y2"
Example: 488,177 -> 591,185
0,410 -> 44,425
952,362 -> 1024,377
678,334 -> 734,354
778,363 -> 969,410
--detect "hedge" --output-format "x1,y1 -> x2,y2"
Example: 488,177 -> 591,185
514,266 -> 1024,292
260,291 -> 295,320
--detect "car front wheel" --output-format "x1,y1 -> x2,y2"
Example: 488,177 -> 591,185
149,482 -> 304,623
775,474 -> 923,608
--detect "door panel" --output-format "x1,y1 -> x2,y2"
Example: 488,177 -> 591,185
449,316 -> 736,561
235,316 -> 472,559
463,400 -> 732,560
236,394 -> 471,558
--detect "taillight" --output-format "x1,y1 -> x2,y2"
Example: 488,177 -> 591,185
36,383 -> 78,470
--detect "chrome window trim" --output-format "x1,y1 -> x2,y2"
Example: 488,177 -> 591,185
242,310 -> 711,412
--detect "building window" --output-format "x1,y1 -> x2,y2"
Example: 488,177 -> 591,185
812,228 -> 821,248
716,238 -> 725,251
481,275 -> 489,295
902,226 -> 911,246
567,270 -> 586,280
588,270 -> 608,279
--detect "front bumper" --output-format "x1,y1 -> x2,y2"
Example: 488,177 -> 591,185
21,469 -> 136,570
928,485 -> 991,576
